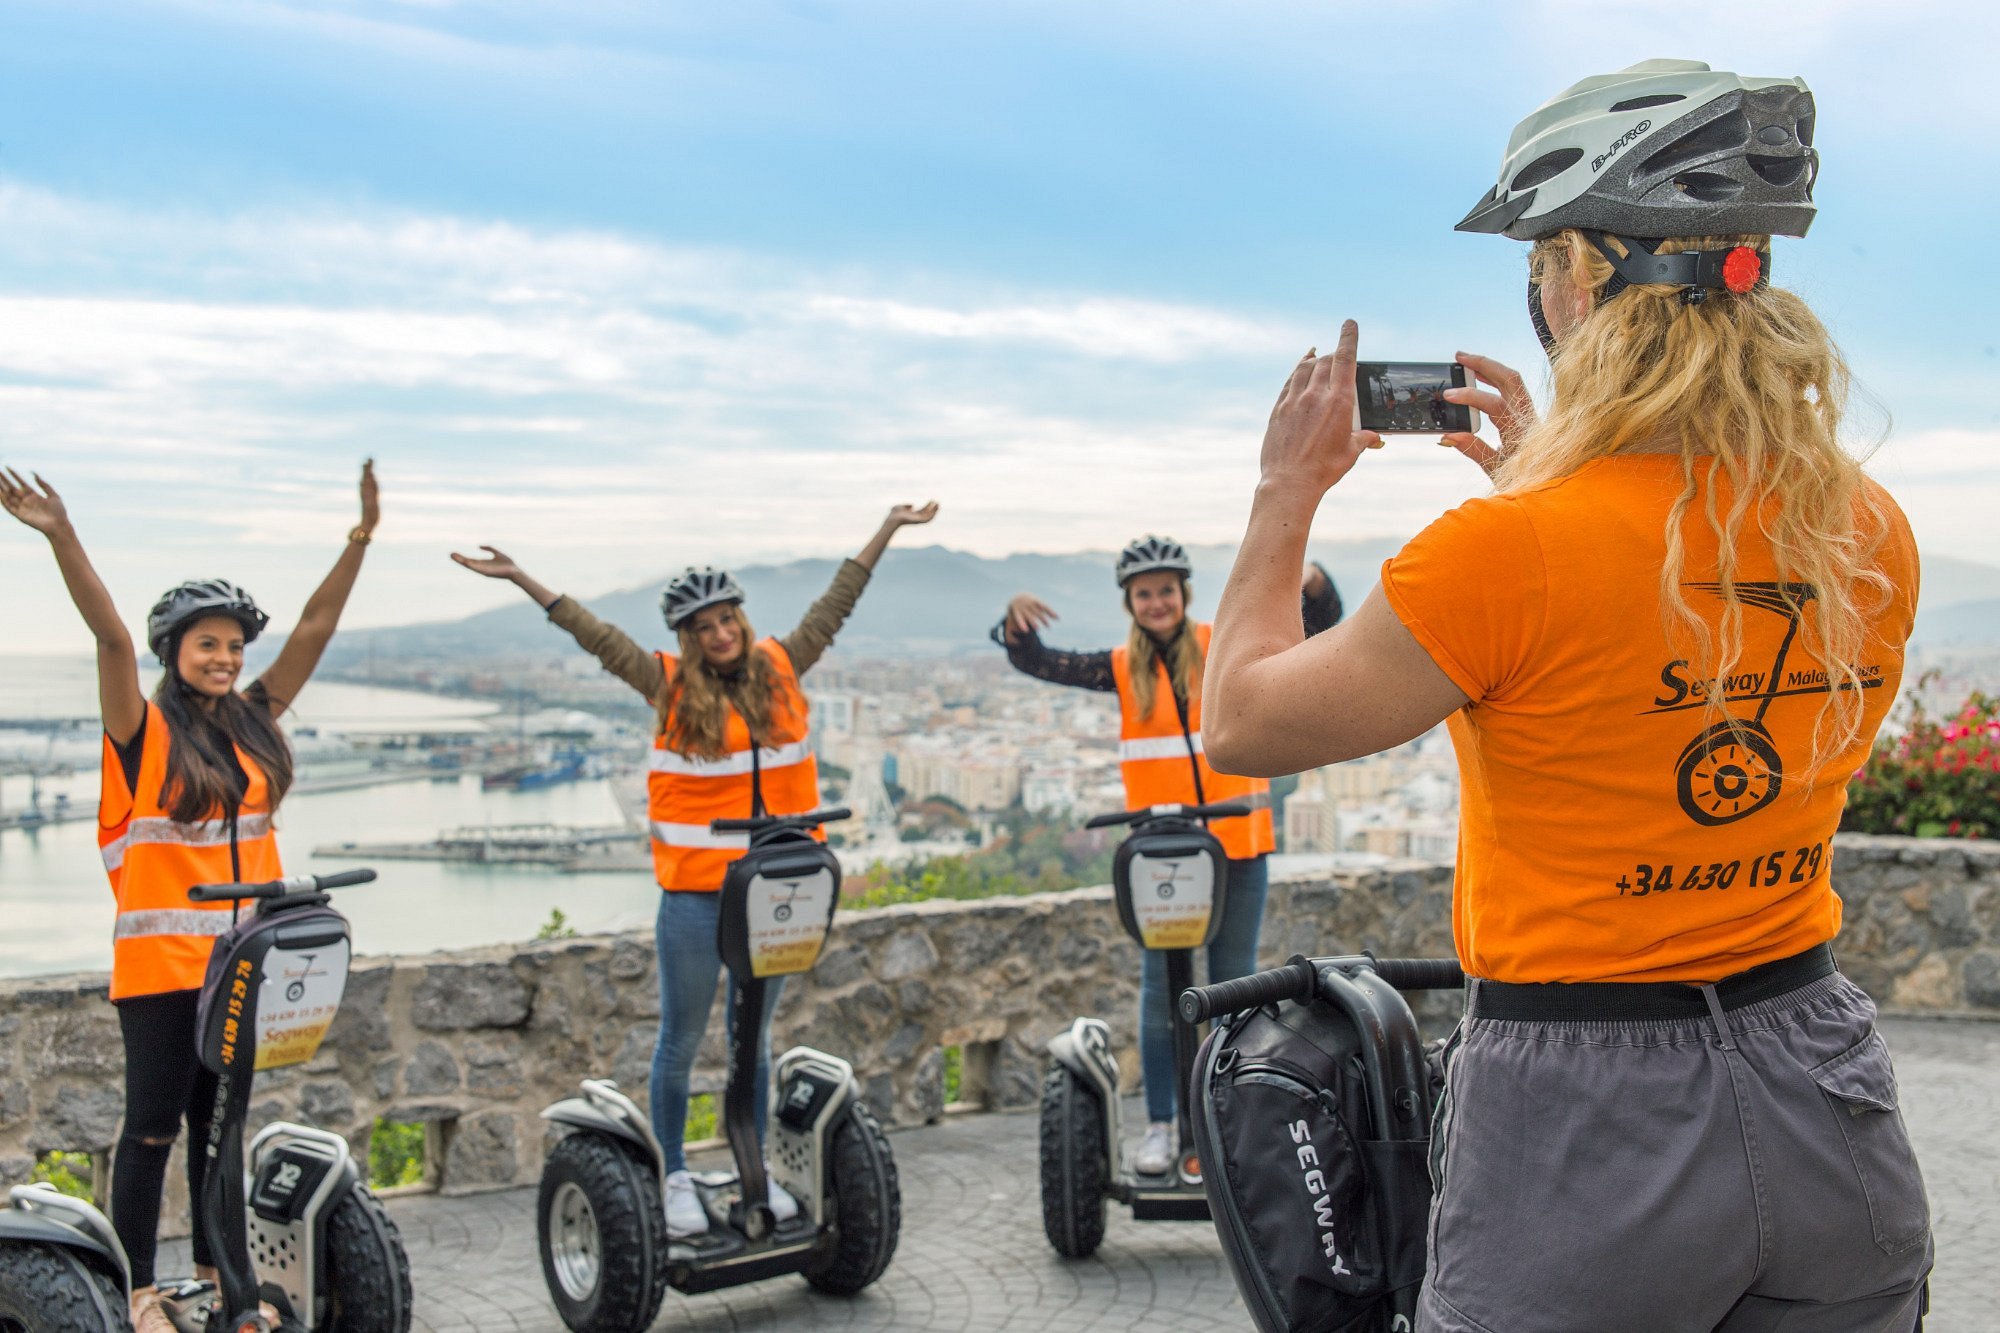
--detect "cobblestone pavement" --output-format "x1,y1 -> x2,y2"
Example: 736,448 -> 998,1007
164,1017 -> 1997,1330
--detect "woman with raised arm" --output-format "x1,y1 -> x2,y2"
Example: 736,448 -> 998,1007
0,462 -> 379,1332
996,540 -> 1341,1177
451,501 -> 936,1238
1202,62 -> 1929,1330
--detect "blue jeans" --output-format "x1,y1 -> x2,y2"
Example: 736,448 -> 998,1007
651,890 -> 784,1174
1139,854 -> 1269,1123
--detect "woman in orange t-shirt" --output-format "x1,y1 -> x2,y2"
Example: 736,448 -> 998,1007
1203,62 -> 1929,1332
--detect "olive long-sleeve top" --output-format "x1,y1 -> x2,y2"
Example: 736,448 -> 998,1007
545,558 -> 871,702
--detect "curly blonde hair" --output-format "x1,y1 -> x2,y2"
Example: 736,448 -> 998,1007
660,604 -> 774,759
1498,228 -> 1896,781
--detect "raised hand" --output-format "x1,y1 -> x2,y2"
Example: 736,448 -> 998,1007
1005,592 -> 1057,641
358,458 -> 380,536
450,545 -> 524,581
887,501 -> 940,528
1260,320 -> 1383,499
1439,352 -> 1538,478
0,468 -> 71,537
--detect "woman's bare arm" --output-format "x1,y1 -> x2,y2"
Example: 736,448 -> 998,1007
255,460 -> 379,714
1,469 -> 145,744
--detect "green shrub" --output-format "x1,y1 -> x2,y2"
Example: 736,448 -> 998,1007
1844,688 -> 2000,839
31,1151 -> 92,1200
942,1045 -> 963,1105
686,1093 -> 717,1141
849,811 -> 1117,908
369,1119 -> 427,1188
535,908 -> 579,940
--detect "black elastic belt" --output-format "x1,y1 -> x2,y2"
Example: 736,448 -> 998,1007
1472,944 -> 1836,1022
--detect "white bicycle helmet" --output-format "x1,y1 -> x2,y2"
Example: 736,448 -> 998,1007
661,566 -> 746,630
1457,59 -> 1817,243
147,579 -> 270,662
1115,535 -> 1193,587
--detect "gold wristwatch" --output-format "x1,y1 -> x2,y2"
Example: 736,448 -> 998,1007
348,525 -> 373,546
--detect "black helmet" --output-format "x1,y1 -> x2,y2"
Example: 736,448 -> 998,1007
660,566 -> 746,630
147,580 -> 269,663
1456,59 -> 1817,243
1115,535 -> 1192,588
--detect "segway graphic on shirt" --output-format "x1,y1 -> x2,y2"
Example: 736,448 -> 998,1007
1641,582 -> 1885,827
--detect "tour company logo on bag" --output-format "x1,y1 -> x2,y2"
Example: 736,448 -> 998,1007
255,938 -> 351,1070
745,868 -> 835,977
1128,851 -> 1215,950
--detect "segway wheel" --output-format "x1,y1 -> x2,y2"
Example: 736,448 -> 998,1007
537,1132 -> 669,1333
0,1244 -> 133,1333
1038,1064 -> 1107,1259
320,1183 -> 414,1333
801,1100 -> 901,1296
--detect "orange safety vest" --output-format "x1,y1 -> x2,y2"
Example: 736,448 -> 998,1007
1110,621 -> 1274,860
646,640 -> 822,892
98,704 -> 284,1001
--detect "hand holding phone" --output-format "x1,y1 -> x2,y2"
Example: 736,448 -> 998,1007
1352,362 -> 1483,435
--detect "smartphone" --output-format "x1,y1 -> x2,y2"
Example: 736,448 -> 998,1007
1353,362 -> 1481,435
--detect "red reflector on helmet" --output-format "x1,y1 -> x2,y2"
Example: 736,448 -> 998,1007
1723,246 -> 1762,293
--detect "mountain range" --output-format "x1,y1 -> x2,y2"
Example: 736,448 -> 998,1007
312,541 -> 2000,666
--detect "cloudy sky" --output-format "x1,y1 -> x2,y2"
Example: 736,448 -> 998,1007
0,0 -> 1993,645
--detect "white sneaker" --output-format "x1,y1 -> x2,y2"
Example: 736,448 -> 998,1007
665,1169 -> 708,1237
765,1164 -> 800,1223
1135,1122 -> 1173,1176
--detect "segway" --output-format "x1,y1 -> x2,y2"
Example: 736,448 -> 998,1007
1179,953 -> 1465,1332
1039,799 -> 1246,1258
0,869 -> 414,1333
535,807 -> 901,1333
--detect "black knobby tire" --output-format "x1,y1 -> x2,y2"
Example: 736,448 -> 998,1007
801,1099 -> 902,1296
321,1183 -> 415,1333
536,1132 -> 669,1333
0,1244 -> 133,1333
1039,1063 -> 1108,1259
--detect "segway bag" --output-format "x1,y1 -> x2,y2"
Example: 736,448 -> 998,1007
1191,991 -> 1434,1333
195,905 -> 352,1075
716,834 -> 842,979
1112,818 -> 1228,951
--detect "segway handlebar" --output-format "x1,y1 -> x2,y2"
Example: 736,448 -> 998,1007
1177,955 -> 1317,1023
1178,953 -> 1466,1023
709,806 -> 852,834
1084,800 -> 1251,830
1369,958 -> 1467,991
188,869 -> 378,902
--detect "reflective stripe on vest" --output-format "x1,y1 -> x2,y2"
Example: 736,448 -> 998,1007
1110,621 -> 1274,860
646,640 -> 821,892
100,812 -> 276,873
99,704 -> 283,1001
113,909 -> 235,940
647,739 -> 814,778
649,821 -> 752,851
1117,733 -> 1205,763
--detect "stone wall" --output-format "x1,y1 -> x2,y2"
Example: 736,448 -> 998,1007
1,835 -> 1993,1220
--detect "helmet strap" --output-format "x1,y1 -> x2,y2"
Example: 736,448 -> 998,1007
1582,231 -> 1770,306
1527,280 -> 1558,356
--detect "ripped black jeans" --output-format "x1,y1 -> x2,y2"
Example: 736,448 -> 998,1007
111,988 -> 219,1288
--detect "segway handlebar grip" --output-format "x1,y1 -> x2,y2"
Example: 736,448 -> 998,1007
709,807 -> 852,834
1178,955 -> 1317,1023
1084,809 -> 1141,830
314,868 -> 378,891
1368,958 -> 1466,991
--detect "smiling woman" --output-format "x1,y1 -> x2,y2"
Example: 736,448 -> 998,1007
0,458 -> 380,1330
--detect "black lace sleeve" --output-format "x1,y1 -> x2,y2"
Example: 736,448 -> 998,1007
1302,562 -> 1345,638
990,620 -> 1118,693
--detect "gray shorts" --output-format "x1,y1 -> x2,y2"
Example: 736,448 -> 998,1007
1419,970 -> 1932,1333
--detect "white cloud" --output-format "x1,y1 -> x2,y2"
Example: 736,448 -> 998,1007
0,182 -> 1991,657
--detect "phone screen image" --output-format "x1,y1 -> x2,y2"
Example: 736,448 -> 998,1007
1355,362 -> 1473,434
